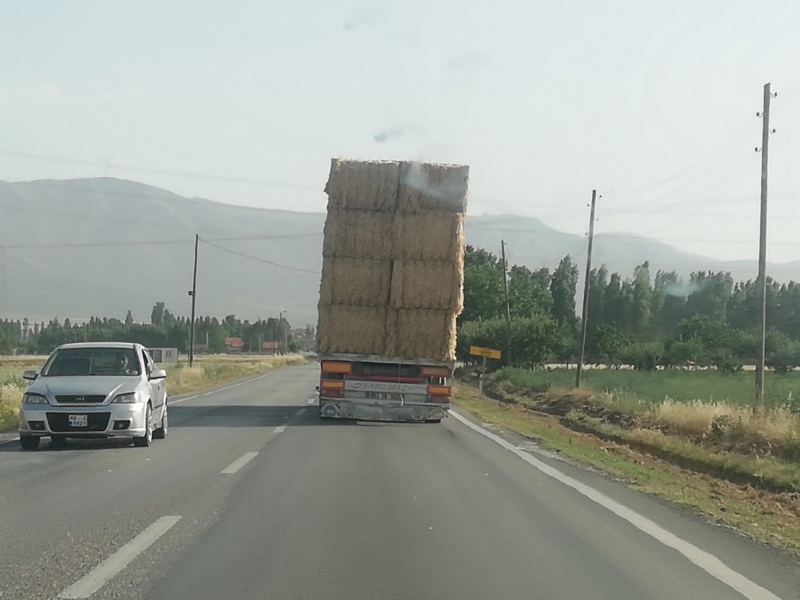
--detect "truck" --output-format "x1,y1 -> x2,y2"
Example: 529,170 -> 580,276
315,158 -> 469,422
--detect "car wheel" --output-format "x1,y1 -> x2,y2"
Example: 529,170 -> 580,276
153,403 -> 168,439
133,404 -> 153,448
20,436 -> 40,451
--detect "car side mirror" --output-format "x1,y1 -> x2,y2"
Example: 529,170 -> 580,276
22,370 -> 38,381
149,369 -> 167,380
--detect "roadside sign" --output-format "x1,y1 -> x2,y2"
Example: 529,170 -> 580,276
470,346 -> 502,360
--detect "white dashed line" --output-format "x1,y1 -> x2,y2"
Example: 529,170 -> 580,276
221,452 -> 259,474
59,516 -> 181,599
294,409 -> 306,417
273,425 -> 287,434
450,410 -> 782,600
307,398 -> 316,405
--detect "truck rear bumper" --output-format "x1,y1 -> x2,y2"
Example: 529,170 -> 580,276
319,399 -> 449,422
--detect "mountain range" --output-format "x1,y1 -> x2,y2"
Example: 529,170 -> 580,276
0,177 -> 786,327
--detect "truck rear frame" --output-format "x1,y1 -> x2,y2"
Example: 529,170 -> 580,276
317,353 -> 452,422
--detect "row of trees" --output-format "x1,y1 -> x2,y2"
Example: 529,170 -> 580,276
0,303 -> 305,355
457,246 -> 800,371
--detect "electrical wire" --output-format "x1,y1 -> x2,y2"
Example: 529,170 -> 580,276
200,239 -> 320,275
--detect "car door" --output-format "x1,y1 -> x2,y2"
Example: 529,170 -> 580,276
141,349 -> 165,416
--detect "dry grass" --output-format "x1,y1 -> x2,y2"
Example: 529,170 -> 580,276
387,308 -> 457,361
322,209 -> 395,261
390,260 -> 463,311
393,213 -> 465,261
316,305 -> 387,355
319,257 -> 392,307
398,162 -> 469,214
325,158 -> 401,211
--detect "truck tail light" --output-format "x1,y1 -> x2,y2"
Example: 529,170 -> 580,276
322,362 -> 352,374
320,380 -> 345,390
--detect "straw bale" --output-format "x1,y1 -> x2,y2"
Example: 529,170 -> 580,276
322,208 -> 395,260
393,212 -> 465,261
386,309 -> 458,361
325,159 -> 401,211
390,260 -> 463,312
316,305 -> 387,355
398,162 -> 469,214
319,258 -> 392,307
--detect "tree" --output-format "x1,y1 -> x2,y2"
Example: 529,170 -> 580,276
125,310 -> 134,326
151,302 -> 165,327
630,262 -> 652,339
550,255 -> 579,327
461,246 -> 505,323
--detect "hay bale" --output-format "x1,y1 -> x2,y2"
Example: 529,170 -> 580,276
322,208 -> 395,260
393,212 -> 465,261
398,162 -> 469,214
319,258 -> 392,307
316,305 -> 387,355
390,260 -> 463,311
387,309 -> 457,361
325,159 -> 401,211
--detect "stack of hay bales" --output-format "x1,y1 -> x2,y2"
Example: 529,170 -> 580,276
316,158 -> 468,362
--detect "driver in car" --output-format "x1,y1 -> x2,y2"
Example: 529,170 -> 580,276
116,353 -> 137,375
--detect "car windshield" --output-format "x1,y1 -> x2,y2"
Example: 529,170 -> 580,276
42,348 -> 141,377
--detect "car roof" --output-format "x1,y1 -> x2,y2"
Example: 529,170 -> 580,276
56,342 -> 140,350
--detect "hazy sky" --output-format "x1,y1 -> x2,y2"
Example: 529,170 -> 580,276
4,0 -> 800,267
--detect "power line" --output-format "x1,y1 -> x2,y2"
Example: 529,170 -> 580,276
200,239 -> 320,275
0,233 -> 322,250
0,150 -> 321,190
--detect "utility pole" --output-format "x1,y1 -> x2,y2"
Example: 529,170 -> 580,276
188,234 -> 199,367
500,240 -> 512,367
576,190 -> 597,388
755,83 -> 776,413
279,311 -> 288,355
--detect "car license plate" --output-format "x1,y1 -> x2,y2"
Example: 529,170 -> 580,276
69,414 -> 88,427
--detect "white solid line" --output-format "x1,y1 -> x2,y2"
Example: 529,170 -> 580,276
221,452 -> 259,474
169,395 -> 197,405
449,410 -> 782,600
59,516 -> 181,599
273,425 -> 287,434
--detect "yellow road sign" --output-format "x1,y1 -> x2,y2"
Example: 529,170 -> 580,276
470,346 -> 502,360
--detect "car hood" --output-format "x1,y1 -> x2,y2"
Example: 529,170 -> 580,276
28,376 -> 144,398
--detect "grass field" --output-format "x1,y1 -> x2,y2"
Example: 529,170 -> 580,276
494,367 -> 800,410
0,354 -> 307,432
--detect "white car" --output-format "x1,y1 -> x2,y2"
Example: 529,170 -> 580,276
18,342 -> 168,450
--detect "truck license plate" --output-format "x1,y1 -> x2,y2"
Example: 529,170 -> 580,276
69,414 -> 88,427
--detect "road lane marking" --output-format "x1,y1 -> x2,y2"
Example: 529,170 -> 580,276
59,516 -> 181,599
169,395 -> 197,405
294,409 -> 305,417
307,398 -> 316,404
273,425 -> 287,434
450,410 -> 782,600
221,452 -> 259,474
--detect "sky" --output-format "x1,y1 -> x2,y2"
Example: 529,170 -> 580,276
3,0 -> 800,267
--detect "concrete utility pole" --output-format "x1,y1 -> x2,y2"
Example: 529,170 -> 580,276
279,311 -> 287,355
188,234 -> 199,367
755,83 -> 776,413
500,240 -> 512,367
576,190 -> 597,389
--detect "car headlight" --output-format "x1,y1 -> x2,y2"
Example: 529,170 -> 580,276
112,393 -> 140,404
21,393 -> 49,405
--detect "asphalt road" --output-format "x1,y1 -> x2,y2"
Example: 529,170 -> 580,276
1,364 -> 798,600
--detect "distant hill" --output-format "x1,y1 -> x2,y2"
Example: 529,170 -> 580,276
0,177 -> 777,326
